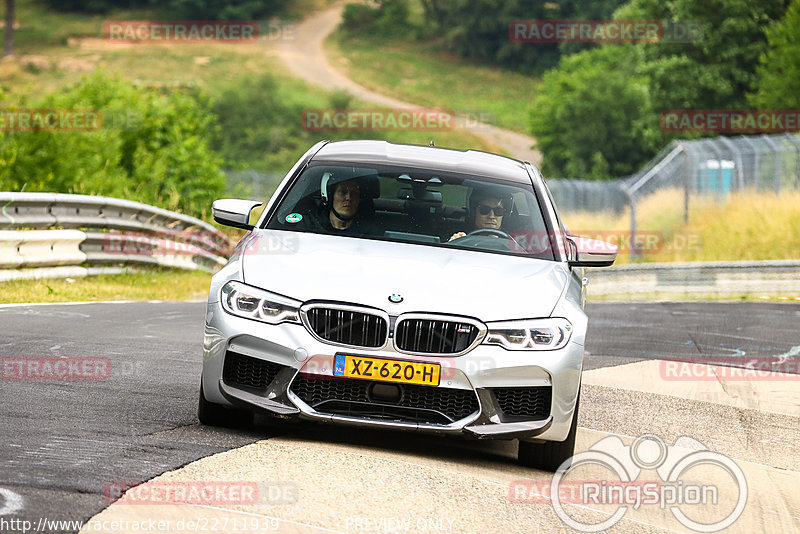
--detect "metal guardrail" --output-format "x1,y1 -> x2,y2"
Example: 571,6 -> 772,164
0,193 -> 234,280
586,260 -> 800,299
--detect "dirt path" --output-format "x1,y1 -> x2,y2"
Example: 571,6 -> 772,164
271,5 -> 542,165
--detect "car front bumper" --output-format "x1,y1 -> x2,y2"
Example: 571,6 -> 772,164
202,300 -> 583,442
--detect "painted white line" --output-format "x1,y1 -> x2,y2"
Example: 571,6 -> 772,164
0,487 -> 24,516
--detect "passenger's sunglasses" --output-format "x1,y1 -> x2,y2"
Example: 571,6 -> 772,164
477,204 -> 505,217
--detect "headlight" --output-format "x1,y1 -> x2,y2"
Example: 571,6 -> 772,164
483,318 -> 572,351
220,281 -> 301,325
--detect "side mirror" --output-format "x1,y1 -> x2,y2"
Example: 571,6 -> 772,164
566,235 -> 618,267
211,199 -> 264,230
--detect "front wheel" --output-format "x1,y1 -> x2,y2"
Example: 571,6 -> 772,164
518,391 -> 580,472
197,380 -> 254,428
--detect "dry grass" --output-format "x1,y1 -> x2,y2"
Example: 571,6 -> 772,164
659,190 -> 800,262
561,189 -> 800,264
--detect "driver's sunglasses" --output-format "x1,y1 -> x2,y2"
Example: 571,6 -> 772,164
477,204 -> 505,217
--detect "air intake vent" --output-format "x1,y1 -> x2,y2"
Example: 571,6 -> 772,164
290,374 -> 479,424
222,351 -> 285,390
491,386 -> 551,421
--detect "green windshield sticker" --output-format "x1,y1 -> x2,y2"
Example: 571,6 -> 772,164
285,213 -> 303,223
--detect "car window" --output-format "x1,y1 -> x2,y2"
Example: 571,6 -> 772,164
265,163 -> 555,260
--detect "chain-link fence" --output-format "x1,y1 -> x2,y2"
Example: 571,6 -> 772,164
549,133 -> 800,214
547,133 -> 800,259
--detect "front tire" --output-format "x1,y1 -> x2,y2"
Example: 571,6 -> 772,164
197,380 -> 254,428
518,391 -> 580,472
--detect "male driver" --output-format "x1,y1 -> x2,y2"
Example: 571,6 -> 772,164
328,178 -> 361,231
312,175 -> 378,236
449,191 -> 507,241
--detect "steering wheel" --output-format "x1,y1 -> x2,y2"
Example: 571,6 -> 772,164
467,228 -> 512,239
449,228 -> 522,251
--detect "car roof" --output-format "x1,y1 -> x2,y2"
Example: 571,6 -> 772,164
310,140 -> 535,185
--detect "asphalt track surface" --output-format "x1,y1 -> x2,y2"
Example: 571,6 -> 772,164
0,300 -> 798,532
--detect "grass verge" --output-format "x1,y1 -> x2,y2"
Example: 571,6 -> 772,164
327,34 -> 540,134
0,268 -> 212,304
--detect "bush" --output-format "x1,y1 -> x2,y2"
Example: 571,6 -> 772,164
530,46 -> 664,179
161,0 -> 289,20
210,74 -> 380,173
341,3 -> 379,33
340,0 -> 411,38
0,71 -> 225,218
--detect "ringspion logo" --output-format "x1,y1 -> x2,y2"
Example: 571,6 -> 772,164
513,434 -> 748,532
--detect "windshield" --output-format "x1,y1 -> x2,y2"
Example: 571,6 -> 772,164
264,163 -> 555,260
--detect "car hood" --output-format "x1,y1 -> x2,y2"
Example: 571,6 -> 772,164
240,230 -> 569,322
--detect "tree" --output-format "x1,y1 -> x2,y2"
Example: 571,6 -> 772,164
750,0 -> 800,108
620,0 -> 788,110
530,45 -> 663,179
0,71 -> 226,217
4,0 -> 14,56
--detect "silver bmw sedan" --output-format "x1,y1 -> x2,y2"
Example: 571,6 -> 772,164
200,140 -> 617,471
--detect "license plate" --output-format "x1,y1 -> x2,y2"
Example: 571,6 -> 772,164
333,354 -> 440,386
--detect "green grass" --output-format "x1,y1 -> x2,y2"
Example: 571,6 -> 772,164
7,0 -> 333,50
0,0 -> 496,302
1,0 -> 492,158
327,34 -> 541,134
0,267 -> 212,303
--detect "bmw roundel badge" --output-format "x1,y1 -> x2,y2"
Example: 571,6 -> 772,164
388,294 -> 403,303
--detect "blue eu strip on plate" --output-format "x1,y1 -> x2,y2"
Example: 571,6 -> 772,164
333,354 -> 346,376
